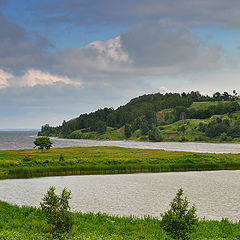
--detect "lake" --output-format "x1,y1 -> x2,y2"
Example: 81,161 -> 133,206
1,131 -> 240,153
1,131 -> 240,221
1,170 -> 240,221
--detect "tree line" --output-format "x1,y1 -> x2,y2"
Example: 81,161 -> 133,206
38,91 -> 239,139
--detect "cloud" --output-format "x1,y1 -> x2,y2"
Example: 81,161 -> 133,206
48,25 -> 222,81
121,24 -> 221,71
51,36 -> 131,80
38,0 -> 240,29
0,69 -> 82,88
0,69 -> 13,88
20,69 -> 81,87
0,13 -> 49,70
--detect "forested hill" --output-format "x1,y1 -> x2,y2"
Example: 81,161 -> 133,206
38,91 -> 240,142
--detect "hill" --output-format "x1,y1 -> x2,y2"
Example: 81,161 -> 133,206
38,91 -> 240,142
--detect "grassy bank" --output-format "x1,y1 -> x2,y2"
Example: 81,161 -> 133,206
1,201 -> 240,239
0,146 -> 240,179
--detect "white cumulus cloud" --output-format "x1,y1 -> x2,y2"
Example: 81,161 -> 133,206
0,69 -> 82,88
21,69 -> 81,87
0,69 -> 13,88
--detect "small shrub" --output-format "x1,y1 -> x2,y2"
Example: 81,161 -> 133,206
161,188 -> 198,239
40,186 -> 74,236
220,132 -> 228,141
59,154 -> 64,161
179,136 -> 186,142
22,156 -> 32,162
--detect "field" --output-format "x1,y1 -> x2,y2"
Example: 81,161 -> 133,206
1,201 -> 240,239
1,146 -> 240,179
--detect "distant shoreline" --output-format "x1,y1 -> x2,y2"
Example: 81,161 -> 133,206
0,129 -> 39,132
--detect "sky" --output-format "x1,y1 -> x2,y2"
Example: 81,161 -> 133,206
1,0 -> 240,129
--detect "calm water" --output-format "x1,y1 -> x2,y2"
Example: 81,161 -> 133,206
1,131 -> 240,221
1,131 -> 240,153
1,171 -> 240,221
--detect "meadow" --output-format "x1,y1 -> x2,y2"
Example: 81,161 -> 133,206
0,146 -> 240,179
1,201 -> 240,239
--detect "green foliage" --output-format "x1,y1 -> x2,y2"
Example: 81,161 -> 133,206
161,188 -> 198,239
220,132 -> 228,141
2,200 -> 240,239
140,120 -> 149,135
59,154 -> 64,161
95,120 -> 107,134
124,124 -> 132,138
2,146 -> 240,179
40,187 -> 73,236
148,127 -> 163,141
33,137 -> 52,152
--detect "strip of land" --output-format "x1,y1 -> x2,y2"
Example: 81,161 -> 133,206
1,201 -> 240,239
1,146 -> 240,179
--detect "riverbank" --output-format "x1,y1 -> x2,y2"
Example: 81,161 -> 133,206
1,146 -> 240,179
1,201 -> 240,239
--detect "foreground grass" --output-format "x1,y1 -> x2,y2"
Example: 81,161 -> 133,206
1,146 -> 240,179
1,201 -> 240,239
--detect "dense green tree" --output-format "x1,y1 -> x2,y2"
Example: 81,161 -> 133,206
124,124 -> 132,138
174,106 -> 187,121
140,120 -> 149,135
95,120 -> 107,134
40,187 -> 73,236
148,127 -> 163,141
161,188 -> 198,240
34,137 -> 52,152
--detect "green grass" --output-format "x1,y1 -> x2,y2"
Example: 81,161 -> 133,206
1,146 -> 240,179
158,112 -> 240,142
1,201 -> 240,239
69,127 -> 126,140
188,101 -> 240,111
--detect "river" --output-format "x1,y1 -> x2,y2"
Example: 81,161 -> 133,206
1,131 -> 240,153
1,170 -> 240,221
1,131 -> 240,221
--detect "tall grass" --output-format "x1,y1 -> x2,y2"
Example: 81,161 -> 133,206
0,146 -> 240,179
1,201 -> 240,239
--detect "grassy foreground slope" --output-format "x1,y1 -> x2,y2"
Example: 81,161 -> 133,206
1,201 -> 240,239
1,146 -> 240,179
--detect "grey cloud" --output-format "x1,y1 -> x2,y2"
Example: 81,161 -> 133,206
121,25 -> 199,67
0,13 -> 50,71
46,25 -> 221,81
120,24 -> 222,73
38,0 -> 240,29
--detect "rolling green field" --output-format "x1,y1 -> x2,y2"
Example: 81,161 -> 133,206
1,146 -> 240,179
1,201 -> 240,239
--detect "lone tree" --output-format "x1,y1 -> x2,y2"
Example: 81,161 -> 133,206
40,186 -> 73,236
34,137 -> 52,152
161,188 -> 198,240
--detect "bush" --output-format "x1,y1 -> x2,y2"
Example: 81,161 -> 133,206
40,186 -> 74,236
220,132 -> 228,141
161,188 -> 198,239
59,154 -> 64,161
148,127 -> 163,142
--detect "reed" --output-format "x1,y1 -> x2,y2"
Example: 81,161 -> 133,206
0,146 -> 240,179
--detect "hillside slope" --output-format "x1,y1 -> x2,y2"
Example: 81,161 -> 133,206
38,91 -> 240,142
